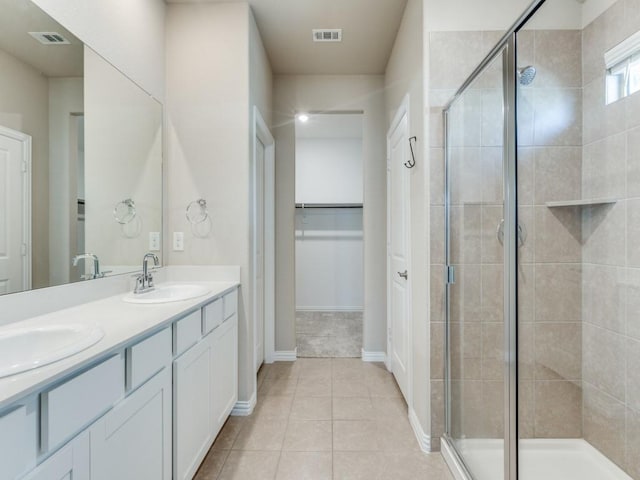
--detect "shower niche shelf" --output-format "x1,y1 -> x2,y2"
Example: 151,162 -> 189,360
545,198 -> 618,208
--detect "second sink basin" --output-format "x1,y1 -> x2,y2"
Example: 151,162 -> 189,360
122,284 -> 211,304
0,323 -> 105,378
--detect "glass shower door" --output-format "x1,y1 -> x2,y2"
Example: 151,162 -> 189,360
445,46 -> 507,480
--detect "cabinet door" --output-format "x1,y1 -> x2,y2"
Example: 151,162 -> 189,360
211,314 -> 238,433
90,368 -> 172,480
0,399 -> 37,480
173,335 -> 214,480
22,431 -> 89,480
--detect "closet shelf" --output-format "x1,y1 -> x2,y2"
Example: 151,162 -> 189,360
295,203 -> 363,209
545,198 -> 618,208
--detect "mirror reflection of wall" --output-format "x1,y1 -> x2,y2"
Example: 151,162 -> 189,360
84,47 -> 162,275
0,0 -> 163,296
294,113 -> 364,357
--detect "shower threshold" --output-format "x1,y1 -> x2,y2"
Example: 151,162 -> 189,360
442,437 -> 632,480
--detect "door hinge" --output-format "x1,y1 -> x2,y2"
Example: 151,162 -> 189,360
21,161 -> 27,173
21,243 -> 27,256
446,265 -> 456,285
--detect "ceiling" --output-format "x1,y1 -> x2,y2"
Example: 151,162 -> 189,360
166,0 -> 409,75
0,0 -> 83,77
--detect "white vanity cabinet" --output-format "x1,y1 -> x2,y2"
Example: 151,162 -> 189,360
90,367 -> 172,480
173,332 -> 215,480
173,289 -> 238,480
89,327 -> 173,480
22,432 -> 90,480
2,284 -> 239,480
211,313 -> 238,429
0,400 -> 38,480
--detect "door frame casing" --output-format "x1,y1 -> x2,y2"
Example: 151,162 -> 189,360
0,125 -> 32,292
251,106 -> 275,370
385,94 -> 413,409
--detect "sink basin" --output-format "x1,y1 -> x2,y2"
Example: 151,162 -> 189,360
122,284 -> 211,304
0,324 -> 104,378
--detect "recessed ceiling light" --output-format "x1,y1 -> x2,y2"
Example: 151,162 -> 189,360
296,113 -> 310,123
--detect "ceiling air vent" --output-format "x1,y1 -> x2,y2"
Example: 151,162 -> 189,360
312,29 -> 342,42
28,32 -> 71,45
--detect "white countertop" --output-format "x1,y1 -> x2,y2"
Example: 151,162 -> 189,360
0,280 -> 239,411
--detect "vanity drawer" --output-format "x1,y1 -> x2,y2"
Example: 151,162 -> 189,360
173,310 -> 202,357
126,327 -> 172,392
203,297 -> 224,334
41,354 -> 124,452
223,289 -> 238,320
0,402 -> 37,480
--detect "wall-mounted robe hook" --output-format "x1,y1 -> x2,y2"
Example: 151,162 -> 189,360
405,136 -> 417,168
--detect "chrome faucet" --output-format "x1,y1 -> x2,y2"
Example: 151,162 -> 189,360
134,253 -> 159,294
72,253 -> 108,280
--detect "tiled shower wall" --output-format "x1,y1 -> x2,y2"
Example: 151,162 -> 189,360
516,26 -> 584,440
580,0 -> 640,476
429,3 -> 640,474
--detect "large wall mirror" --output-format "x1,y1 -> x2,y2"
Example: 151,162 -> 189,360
0,0 -> 162,296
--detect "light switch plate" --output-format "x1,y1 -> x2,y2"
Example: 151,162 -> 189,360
149,232 -> 160,251
173,232 -> 184,251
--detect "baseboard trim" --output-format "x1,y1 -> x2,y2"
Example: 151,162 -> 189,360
408,408 -> 432,453
272,348 -> 297,362
296,306 -> 363,312
231,391 -> 257,416
361,349 -> 386,362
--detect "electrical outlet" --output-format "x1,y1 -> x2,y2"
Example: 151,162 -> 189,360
173,232 -> 184,251
149,232 -> 160,251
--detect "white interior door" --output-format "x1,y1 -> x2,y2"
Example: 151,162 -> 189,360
0,126 -> 31,295
255,138 -> 266,372
387,102 -> 411,402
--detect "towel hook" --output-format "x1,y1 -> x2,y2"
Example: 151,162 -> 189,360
405,136 -> 417,169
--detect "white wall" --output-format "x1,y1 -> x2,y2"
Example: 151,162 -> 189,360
274,75 -> 387,353
249,11 -> 273,127
295,138 -> 363,204
294,134 -> 364,310
31,0 -> 165,101
167,2 -> 273,405
48,77 -> 83,286
0,48 -> 49,289
385,0 -> 429,441
295,209 -> 363,310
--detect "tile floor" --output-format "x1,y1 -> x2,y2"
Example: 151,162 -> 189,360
194,358 -> 454,480
296,312 -> 363,357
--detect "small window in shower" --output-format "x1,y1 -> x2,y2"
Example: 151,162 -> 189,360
605,30 -> 640,104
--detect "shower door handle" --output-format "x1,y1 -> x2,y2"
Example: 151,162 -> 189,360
397,270 -> 408,280
497,219 -> 527,247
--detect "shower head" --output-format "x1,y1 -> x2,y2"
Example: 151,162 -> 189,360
518,66 -> 537,85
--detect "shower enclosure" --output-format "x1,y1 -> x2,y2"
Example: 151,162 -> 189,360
442,0 -> 640,478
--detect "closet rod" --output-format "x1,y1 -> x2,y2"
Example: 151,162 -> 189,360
295,203 -> 363,209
